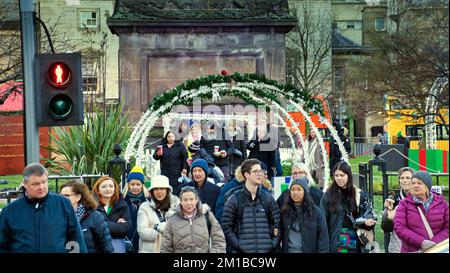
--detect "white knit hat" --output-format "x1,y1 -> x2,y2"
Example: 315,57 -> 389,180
149,175 -> 172,193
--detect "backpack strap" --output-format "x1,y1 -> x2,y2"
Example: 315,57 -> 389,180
205,211 -> 212,236
155,209 -> 166,223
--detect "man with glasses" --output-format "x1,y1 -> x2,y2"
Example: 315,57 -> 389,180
0,163 -> 87,253
222,159 -> 280,253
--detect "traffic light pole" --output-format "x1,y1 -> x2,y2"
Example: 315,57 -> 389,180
20,0 -> 40,164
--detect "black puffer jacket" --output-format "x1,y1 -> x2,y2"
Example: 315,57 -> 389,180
153,141 -> 188,186
222,186 -> 281,253
96,197 -> 132,239
80,209 -> 114,253
279,205 -> 329,253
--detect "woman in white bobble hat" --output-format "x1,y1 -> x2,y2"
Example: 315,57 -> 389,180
136,175 -> 179,253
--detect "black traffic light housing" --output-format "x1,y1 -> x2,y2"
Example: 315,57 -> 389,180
35,53 -> 84,127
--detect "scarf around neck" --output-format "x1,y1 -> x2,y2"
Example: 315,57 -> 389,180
75,203 -> 86,221
126,191 -> 145,211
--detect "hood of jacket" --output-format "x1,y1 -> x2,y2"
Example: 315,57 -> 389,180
175,200 -> 211,219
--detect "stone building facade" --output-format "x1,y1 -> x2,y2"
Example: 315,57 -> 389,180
107,0 -> 297,121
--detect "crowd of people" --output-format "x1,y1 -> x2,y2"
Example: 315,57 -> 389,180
0,121 -> 448,253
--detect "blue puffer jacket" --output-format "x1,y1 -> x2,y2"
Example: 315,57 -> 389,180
222,186 -> 281,253
80,209 -> 114,253
0,192 -> 87,253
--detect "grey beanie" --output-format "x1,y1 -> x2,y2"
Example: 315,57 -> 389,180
290,177 -> 309,193
412,171 -> 432,192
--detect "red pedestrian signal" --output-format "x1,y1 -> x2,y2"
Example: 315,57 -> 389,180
48,62 -> 71,87
35,53 -> 84,127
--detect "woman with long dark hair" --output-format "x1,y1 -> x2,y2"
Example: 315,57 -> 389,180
153,131 -> 188,196
279,177 -> 329,253
137,175 -> 179,253
319,161 -> 376,253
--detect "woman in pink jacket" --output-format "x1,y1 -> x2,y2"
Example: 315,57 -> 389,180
394,171 -> 449,253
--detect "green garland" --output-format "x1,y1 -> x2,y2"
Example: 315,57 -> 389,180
148,72 -> 324,116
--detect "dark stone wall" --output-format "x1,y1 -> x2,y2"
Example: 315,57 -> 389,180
118,32 -> 287,121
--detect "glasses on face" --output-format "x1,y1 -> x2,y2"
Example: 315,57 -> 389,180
250,169 -> 264,175
292,172 -> 305,176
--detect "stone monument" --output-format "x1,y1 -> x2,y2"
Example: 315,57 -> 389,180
107,0 -> 297,121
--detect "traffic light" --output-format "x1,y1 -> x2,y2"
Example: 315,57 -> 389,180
35,53 -> 84,127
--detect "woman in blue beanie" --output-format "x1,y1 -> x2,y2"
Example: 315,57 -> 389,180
124,166 -> 147,252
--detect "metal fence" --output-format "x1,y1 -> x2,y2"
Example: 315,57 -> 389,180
279,137 -> 380,160
0,174 -> 103,205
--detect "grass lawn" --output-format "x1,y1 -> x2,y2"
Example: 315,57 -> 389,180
0,174 -> 65,192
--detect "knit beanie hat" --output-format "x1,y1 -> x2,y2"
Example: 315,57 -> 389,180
412,171 -> 432,192
127,166 -> 145,183
188,141 -> 201,153
290,177 -> 309,193
191,159 -> 209,175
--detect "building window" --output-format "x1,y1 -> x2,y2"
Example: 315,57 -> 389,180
79,10 -> 99,29
339,20 -> 362,30
375,18 -> 386,31
82,54 -> 100,93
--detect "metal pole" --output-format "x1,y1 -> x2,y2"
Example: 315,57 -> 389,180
20,0 -> 40,164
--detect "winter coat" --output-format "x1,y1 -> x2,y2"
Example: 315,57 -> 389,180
215,174 -> 271,226
329,133 -> 351,173
96,195 -> 132,239
227,132 -> 247,174
247,127 -> 277,179
79,209 -> 114,253
214,170 -> 245,225
200,132 -> 233,167
277,187 -> 323,210
381,189 -> 407,253
183,180 -> 220,214
305,139 -> 325,188
279,205 -> 329,253
124,192 -> 147,252
191,148 -> 224,184
160,202 -> 226,253
137,195 -> 179,253
222,185 -> 281,253
0,192 -> 87,253
319,187 -> 374,253
153,141 -> 188,187
394,193 -> 449,253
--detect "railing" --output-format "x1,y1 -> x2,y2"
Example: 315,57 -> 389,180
48,174 -> 103,193
0,174 -> 104,205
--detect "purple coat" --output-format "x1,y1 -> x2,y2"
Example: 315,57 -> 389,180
394,193 -> 449,253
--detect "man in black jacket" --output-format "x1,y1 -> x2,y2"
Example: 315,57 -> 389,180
222,159 -> 281,253
200,123 -> 233,183
183,159 -> 221,214
0,163 -> 87,253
